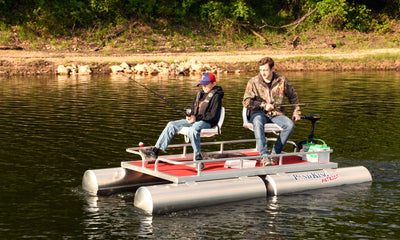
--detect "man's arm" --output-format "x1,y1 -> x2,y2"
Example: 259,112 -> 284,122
284,80 -> 301,120
243,80 -> 264,110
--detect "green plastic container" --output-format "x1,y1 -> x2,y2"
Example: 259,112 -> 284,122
302,138 -> 330,163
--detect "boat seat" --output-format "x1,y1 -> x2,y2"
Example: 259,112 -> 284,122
178,106 -> 225,143
242,107 -> 282,134
242,107 -> 298,152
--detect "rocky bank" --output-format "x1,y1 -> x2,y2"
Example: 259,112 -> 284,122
0,48 -> 399,76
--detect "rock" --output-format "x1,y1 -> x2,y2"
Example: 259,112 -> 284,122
110,65 -> 124,74
57,65 -> 70,75
157,62 -> 169,68
107,60 -> 223,76
134,64 -> 150,74
148,63 -> 160,75
158,67 -> 169,75
78,65 -> 92,74
66,65 -> 78,75
120,62 -> 130,69
169,63 -> 177,74
190,60 -> 204,73
176,61 -> 191,75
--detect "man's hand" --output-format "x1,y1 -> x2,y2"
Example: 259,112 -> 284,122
186,115 -> 196,124
261,102 -> 274,112
292,114 -> 301,122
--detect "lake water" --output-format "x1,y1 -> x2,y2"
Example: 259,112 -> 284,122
1,72 -> 399,239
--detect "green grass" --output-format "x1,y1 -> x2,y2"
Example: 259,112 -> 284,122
0,32 -> 11,45
364,52 -> 400,61
0,20 -> 399,55
281,52 -> 400,68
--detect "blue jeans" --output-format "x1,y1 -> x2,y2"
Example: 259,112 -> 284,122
155,119 -> 211,156
250,113 -> 295,155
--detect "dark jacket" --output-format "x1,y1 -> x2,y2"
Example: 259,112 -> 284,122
190,85 -> 224,127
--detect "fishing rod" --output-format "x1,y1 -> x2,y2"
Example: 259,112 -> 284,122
126,75 -> 188,116
278,100 -> 400,107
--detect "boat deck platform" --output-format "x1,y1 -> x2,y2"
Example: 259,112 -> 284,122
124,139 -> 336,184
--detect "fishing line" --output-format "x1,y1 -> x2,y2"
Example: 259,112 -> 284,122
279,100 -> 400,107
126,75 -> 188,116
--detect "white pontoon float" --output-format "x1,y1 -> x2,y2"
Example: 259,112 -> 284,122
82,138 -> 372,214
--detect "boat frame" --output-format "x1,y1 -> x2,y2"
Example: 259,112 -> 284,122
82,138 -> 372,214
124,138 -> 336,184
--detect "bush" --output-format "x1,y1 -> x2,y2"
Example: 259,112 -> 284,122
0,0 -> 398,38
345,3 -> 372,32
312,0 -> 372,32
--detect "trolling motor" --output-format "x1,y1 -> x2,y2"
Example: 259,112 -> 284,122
297,114 -> 321,150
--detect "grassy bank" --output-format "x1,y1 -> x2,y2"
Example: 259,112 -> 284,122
0,23 -> 399,75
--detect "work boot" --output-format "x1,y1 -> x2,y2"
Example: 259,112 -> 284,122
194,154 -> 205,170
139,147 -> 159,160
261,156 -> 276,166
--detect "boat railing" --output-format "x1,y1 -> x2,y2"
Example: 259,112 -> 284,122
126,139 -> 332,176
127,138 -> 297,158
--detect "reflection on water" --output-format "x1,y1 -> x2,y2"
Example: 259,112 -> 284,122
1,72 -> 399,239
77,182 -> 376,239
85,195 -> 99,213
138,215 -> 154,238
81,192 -> 155,238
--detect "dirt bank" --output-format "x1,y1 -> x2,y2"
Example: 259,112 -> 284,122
1,48 -> 399,76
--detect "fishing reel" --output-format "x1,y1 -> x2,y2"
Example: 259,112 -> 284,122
184,107 -> 192,116
297,114 -> 321,150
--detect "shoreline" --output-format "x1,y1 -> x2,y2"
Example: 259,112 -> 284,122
1,48 -> 399,75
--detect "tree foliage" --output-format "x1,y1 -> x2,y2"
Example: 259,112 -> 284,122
0,0 -> 399,36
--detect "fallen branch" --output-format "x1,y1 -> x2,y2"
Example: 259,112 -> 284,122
259,8 -> 317,30
248,28 -> 268,44
229,8 -> 317,46
227,19 -> 270,45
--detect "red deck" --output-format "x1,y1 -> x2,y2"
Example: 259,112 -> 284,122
129,151 -> 306,177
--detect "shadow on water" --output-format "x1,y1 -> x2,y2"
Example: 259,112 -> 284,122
0,72 -> 399,238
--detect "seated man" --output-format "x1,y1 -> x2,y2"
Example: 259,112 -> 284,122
243,57 -> 301,166
140,72 -> 224,169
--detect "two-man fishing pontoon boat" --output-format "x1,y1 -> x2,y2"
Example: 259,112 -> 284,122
82,112 -> 372,214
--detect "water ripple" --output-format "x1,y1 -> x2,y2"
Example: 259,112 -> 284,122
1,73 -> 400,239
